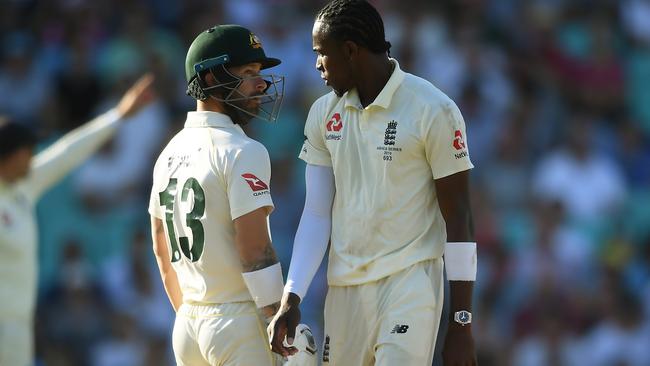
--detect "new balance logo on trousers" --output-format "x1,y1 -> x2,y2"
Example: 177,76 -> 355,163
390,324 -> 409,334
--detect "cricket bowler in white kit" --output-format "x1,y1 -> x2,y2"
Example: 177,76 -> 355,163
149,25 -> 316,366
268,1 -> 478,366
0,75 -> 154,366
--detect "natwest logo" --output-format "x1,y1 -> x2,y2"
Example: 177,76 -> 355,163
453,130 -> 466,150
326,113 -> 343,132
241,173 -> 268,192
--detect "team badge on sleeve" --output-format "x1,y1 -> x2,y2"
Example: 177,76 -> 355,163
453,130 -> 469,159
453,130 -> 466,150
241,173 -> 269,192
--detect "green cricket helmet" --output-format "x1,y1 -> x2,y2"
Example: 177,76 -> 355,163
185,24 -> 285,123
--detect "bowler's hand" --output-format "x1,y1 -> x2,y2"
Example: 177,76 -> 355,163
268,292 -> 301,357
116,74 -> 156,119
443,324 -> 477,366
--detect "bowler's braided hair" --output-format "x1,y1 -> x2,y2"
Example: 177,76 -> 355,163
316,0 -> 391,55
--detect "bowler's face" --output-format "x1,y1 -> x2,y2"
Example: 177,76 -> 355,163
312,20 -> 354,97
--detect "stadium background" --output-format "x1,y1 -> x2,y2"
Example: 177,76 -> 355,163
1,0 -> 649,365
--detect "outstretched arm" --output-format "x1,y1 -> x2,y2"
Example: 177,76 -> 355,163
25,74 -> 154,199
268,164 -> 334,357
151,215 -> 183,311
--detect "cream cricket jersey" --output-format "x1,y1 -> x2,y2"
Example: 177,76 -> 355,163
0,110 -> 120,320
299,59 -> 474,286
148,111 -> 274,305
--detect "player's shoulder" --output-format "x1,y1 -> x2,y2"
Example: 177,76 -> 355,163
311,90 -> 339,108
229,135 -> 270,162
400,72 -> 455,108
400,72 -> 462,126
239,136 -> 269,154
150,135 -> 175,187
155,128 -> 188,156
152,134 -> 176,166
308,91 -> 340,116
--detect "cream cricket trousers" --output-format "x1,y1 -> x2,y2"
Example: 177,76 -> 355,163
173,301 -> 280,366
323,258 -> 444,366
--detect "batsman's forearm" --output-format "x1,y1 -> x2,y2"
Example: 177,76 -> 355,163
151,217 -> 182,311
241,246 -> 284,310
240,244 -> 279,272
161,267 -> 183,312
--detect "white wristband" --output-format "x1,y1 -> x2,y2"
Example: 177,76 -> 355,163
444,242 -> 477,281
242,263 -> 284,308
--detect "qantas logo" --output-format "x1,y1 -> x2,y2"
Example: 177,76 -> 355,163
326,113 -> 343,132
241,173 -> 268,192
453,130 -> 466,150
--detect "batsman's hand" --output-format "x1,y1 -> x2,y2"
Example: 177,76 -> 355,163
443,323 -> 477,366
116,74 -> 156,119
268,292 -> 301,357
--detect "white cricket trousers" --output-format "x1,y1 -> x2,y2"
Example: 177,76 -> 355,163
173,301 -> 279,366
323,258 -> 444,366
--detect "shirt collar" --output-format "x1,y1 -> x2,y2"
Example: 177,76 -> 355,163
344,58 -> 405,110
184,111 -> 239,129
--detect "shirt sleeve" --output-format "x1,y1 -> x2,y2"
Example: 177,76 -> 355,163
227,142 -> 274,220
424,101 -> 474,180
298,99 -> 332,167
148,156 -> 164,219
285,164 -> 334,300
23,109 -> 121,200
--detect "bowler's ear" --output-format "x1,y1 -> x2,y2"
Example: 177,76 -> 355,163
343,40 -> 359,61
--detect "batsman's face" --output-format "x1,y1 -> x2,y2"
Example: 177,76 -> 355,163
229,62 -> 267,114
313,20 -> 354,97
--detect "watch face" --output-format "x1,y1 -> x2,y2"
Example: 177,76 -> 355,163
459,311 -> 470,322
455,310 -> 471,325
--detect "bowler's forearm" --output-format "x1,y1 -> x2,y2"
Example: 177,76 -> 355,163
448,281 -> 473,320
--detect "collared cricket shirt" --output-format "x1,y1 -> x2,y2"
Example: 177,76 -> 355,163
300,60 -> 474,286
149,111 -> 274,304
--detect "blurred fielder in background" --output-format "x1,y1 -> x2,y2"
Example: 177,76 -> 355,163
0,74 -> 154,366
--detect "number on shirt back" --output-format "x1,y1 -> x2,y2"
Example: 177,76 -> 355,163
159,177 -> 205,262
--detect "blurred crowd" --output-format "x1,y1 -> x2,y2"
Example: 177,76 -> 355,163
1,0 -> 649,365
